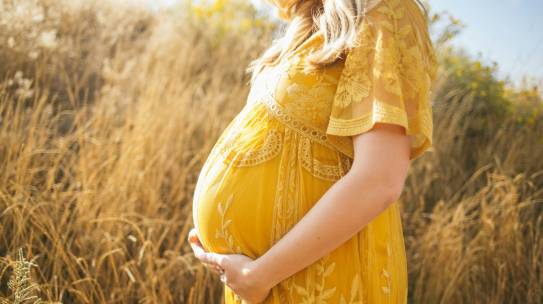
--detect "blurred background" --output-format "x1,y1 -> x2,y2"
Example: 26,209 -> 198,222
0,0 -> 541,303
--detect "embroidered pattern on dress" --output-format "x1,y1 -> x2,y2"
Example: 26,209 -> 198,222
215,193 -> 243,253
292,256 -> 338,303
326,0 -> 436,157
333,21 -> 374,109
269,127 -> 300,246
249,37 -> 359,160
298,136 -> 352,181
339,273 -> 364,304
381,241 -> 393,295
258,94 -> 353,159
377,0 -> 431,101
218,128 -> 283,168
286,81 -> 334,124
327,100 -> 409,132
268,128 -> 301,303
283,54 -> 339,125
381,267 -> 392,295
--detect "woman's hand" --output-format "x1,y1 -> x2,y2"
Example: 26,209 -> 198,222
187,228 -> 273,303
187,228 -> 223,274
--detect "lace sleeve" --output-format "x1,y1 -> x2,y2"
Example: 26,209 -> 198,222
326,0 -> 438,161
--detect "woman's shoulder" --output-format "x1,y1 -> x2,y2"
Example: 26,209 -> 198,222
363,0 -> 431,29
348,0 -> 437,80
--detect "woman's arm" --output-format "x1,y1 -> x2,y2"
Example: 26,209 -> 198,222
250,122 -> 411,289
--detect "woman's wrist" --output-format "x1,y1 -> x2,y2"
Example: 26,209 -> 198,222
248,257 -> 281,290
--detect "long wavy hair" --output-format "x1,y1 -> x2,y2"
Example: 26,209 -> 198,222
246,0 -> 428,85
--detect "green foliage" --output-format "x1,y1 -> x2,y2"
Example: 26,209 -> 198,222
437,47 -> 513,116
428,8 -> 466,46
506,81 -> 543,127
428,7 -> 542,138
184,0 -> 276,42
433,39 -> 543,140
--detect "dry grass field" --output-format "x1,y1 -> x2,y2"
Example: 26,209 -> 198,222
0,1 -> 542,303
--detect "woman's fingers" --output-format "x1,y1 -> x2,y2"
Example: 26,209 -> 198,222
187,228 -> 203,246
187,228 -> 209,259
203,262 -> 223,274
189,240 -> 206,259
199,252 -> 226,268
187,228 -> 226,271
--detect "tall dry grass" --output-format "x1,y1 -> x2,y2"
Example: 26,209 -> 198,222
0,0 -> 541,303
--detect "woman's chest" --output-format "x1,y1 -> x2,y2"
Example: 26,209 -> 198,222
249,52 -> 345,131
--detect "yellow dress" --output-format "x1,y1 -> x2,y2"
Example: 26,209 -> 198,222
192,0 -> 438,302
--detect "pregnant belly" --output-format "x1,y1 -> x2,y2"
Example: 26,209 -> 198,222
192,109 -> 342,259
192,154 -> 280,258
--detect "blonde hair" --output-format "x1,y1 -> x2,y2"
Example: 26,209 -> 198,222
246,0 -> 428,85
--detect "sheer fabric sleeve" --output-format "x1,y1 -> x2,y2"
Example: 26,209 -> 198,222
325,0 -> 438,161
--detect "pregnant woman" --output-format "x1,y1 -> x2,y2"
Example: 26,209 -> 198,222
188,0 -> 437,302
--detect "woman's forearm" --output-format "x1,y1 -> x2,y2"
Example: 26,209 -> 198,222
251,169 -> 401,289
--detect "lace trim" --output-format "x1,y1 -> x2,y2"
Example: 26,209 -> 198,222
326,101 -> 408,135
270,127 -> 300,246
299,137 -> 352,181
259,93 -> 354,158
218,128 -> 282,167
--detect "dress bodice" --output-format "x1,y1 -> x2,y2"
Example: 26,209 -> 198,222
208,0 -> 439,187
245,34 -> 355,159
242,0 -> 438,161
